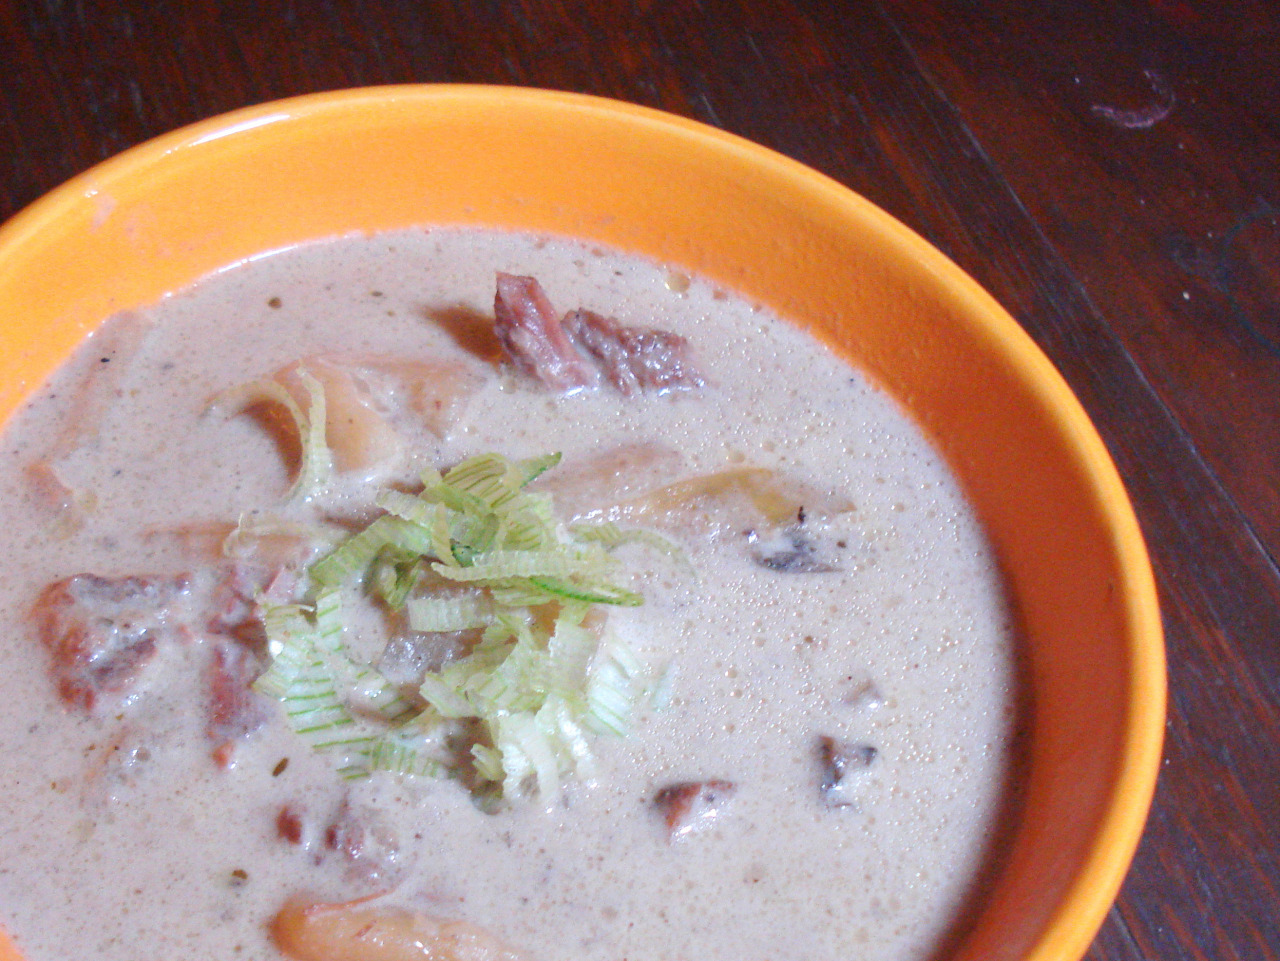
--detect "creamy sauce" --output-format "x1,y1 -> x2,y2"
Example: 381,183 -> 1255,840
0,229 -> 1021,961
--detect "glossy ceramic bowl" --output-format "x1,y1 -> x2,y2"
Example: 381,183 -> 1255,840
0,86 -> 1163,961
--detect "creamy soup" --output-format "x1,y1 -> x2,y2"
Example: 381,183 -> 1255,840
0,229 -> 1021,961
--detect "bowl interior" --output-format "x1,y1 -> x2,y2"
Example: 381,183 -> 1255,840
0,86 -> 1163,961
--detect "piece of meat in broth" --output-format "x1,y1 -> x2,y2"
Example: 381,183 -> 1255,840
35,573 -> 191,710
277,802 -> 318,850
563,308 -> 706,396
653,779 -> 737,840
493,273 -> 599,392
206,561 -> 304,649
207,639 -> 271,768
323,797 -> 405,886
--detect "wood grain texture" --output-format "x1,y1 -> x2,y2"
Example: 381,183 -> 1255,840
0,1 -> 1276,959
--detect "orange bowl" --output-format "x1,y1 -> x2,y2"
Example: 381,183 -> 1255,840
0,85 -> 1163,961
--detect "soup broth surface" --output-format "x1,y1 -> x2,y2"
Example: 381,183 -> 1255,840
0,228 -> 1020,961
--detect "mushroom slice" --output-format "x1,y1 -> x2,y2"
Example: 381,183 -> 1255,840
817,735 -> 877,808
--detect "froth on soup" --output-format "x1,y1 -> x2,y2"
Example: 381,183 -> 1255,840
0,228 -> 1024,961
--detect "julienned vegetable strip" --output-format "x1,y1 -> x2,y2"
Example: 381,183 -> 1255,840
253,450 -> 671,804
208,370 -> 333,502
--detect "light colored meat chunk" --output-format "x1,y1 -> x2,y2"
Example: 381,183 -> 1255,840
273,896 -> 529,961
563,308 -> 706,396
493,273 -> 599,392
35,573 -> 190,710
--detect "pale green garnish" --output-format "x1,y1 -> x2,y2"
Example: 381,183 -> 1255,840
254,450 -> 674,806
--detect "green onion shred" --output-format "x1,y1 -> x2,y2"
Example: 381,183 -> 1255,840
254,450 -> 670,806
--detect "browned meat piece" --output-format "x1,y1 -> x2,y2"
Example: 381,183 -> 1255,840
207,564 -> 263,636
653,779 -> 737,840
206,561 -> 301,647
494,273 -> 599,392
817,735 -> 877,808
277,803 -> 313,848
564,308 -> 706,396
35,573 -> 191,710
207,640 -> 271,767
324,797 -> 404,885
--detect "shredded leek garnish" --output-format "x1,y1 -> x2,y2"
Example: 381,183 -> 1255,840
253,450 -> 673,806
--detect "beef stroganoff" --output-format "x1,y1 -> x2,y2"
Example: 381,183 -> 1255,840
0,229 -> 1022,961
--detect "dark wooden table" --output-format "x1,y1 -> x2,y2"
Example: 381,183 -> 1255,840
2,1 -> 1276,959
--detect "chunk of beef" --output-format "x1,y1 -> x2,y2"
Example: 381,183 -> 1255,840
323,797 -> 404,886
494,273 -> 599,392
277,803 -> 313,849
817,735 -> 877,808
653,779 -> 737,840
207,561 -> 300,646
207,640 -> 271,767
35,573 -> 190,710
563,308 -> 706,396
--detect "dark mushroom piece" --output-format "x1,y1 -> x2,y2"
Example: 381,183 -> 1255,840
817,735 -> 877,808
749,523 -> 840,573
